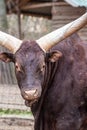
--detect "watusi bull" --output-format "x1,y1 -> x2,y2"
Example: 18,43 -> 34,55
0,13 -> 87,130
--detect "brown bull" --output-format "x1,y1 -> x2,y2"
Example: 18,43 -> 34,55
0,13 -> 87,130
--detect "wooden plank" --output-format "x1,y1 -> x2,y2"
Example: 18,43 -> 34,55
52,3 -> 87,41
19,0 -> 30,7
52,3 -> 85,21
22,2 -> 67,10
0,46 -> 16,84
10,64 -> 17,84
0,85 -> 29,110
52,9 -> 85,19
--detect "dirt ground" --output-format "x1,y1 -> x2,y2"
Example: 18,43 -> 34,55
0,85 -> 34,130
0,116 -> 34,130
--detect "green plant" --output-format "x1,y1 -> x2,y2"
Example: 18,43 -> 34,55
0,109 -> 32,116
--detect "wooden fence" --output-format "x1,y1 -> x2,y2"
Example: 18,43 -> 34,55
0,84 -> 29,110
52,2 -> 87,41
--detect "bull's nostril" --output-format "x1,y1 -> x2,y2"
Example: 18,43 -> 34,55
24,90 -> 36,96
34,90 -> 38,97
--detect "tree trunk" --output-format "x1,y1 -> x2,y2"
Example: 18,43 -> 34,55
0,0 -> 8,32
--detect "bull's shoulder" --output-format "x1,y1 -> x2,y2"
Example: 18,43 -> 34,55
52,33 -> 87,62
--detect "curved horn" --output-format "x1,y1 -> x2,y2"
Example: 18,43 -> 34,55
0,31 -> 22,53
36,12 -> 87,52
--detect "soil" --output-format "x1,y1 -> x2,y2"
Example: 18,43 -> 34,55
0,116 -> 34,130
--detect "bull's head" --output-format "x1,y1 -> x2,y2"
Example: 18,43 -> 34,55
0,13 -> 87,106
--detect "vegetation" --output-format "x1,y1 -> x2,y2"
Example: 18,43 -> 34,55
0,109 -> 32,116
0,0 -> 8,32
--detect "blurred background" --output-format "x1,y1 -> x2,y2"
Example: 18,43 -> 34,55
0,0 -> 87,129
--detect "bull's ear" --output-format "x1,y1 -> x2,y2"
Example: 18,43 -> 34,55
48,50 -> 62,62
0,52 -> 15,63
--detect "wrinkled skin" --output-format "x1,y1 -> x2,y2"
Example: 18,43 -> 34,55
0,33 -> 87,130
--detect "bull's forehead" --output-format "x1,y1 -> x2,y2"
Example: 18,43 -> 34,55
15,40 -> 45,64
16,41 -> 43,54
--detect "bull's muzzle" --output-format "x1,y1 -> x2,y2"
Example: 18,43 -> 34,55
21,88 -> 41,101
22,88 -> 41,107
24,90 -> 38,100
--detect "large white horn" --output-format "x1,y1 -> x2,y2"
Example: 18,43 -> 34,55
0,31 -> 22,53
36,12 -> 87,52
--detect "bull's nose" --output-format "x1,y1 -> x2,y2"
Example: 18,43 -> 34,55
25,90 -> 37,97
23,89 -> 39,100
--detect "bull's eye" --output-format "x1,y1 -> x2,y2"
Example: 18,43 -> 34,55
15,62 -> 21,72
41,64 -> 45,72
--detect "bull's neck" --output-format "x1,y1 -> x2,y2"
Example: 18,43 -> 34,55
34,60 -> 58,130
43,60 -> 58,90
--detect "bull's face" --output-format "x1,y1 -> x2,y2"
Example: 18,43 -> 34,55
15,41 -> 45,106
0,41 -> 62,106
0,41 -> 45,106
